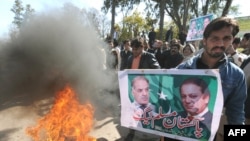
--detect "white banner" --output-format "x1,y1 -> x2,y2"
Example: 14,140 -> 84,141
118,69 -> 223,141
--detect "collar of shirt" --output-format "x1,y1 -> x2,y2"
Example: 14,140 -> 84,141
134,102 -> 150,110
197,53 -> 226,69
124,47 -> 132,52
131,54 -> 141,69
188,107 -> 209,120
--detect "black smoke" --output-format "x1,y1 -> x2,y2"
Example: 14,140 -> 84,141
0,6 -> 120,113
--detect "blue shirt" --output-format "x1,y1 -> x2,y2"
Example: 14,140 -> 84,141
176,53 -> 246,125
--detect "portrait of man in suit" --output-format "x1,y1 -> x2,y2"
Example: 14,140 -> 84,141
179,77 -> 212,130
128,76 -> 157,128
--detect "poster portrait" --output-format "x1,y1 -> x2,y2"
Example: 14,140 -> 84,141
186,14 -> 213,41
118,69 -> 223,141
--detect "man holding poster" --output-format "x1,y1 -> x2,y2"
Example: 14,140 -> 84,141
177,17 -> 247,141
120,16 -> 246,141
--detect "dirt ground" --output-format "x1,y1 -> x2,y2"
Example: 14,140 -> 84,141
0,92 -> 130,141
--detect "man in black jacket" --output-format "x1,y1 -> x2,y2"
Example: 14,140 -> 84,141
165,26 -> 173,42
162,43 -> 184,69
120,39 -> 132,70
148,28 -> 156,49
126,38 -> 161,69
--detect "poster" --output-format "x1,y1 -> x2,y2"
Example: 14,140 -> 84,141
186,14 -> 213,41
118,69 -> 223,141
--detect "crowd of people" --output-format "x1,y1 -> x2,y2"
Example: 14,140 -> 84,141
104,16 -> 250,141
106,37 -> 198,71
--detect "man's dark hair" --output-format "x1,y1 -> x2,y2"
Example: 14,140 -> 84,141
113,39 -> 119,47
243,33 -> 250,40
233,37 -> 241,44
131,38 -> 143,48
180,78 -> 209,94
123,39 -> 130,44
107,40 -> 112,43
203,17 -> 239,39
171,43 -> 181,50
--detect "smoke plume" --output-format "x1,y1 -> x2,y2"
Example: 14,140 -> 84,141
0,6 -> 120,112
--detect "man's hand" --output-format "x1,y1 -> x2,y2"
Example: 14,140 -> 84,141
133,108 -> 144,118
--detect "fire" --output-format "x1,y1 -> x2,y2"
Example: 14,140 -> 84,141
26,85 -> 96,141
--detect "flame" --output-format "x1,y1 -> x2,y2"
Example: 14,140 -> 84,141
26,85 -> 96,141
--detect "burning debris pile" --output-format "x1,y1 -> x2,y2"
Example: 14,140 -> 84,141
26,85 -> 96,141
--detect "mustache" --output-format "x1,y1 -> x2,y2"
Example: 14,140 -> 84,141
171,50 -> 177,52
211,46 -> 225,51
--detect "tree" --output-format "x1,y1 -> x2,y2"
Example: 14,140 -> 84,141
11,0 -> 35,29
102,0 -> 142,41
158,0 -> 167,41
145,0 -> 167,41
163,0 -> 237,41
101,0 -> 239,42
190,0 -> 235,17
11,0 -> 24,28
119,10 -> 148,41
22,4 -> 35,24
102,0 -> 118,41
100,16 -> 111,39
164,0 -> 192,38
87,8 -> 103,36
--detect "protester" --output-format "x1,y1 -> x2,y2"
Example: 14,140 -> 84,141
120,39 -> 132,70
153,39 -> 164,67
232,37 -> 241,50
225,44 -> 247,67
165,26 -> 173,43
241,56 -> 250,125
162,41 -> 170,51
178,30 -> 187,45
106,40 -> 119,70
126,38 -> 161,69
148,28 -> 156,49
182,43 -> 196,62
239,33 -> 250,125
143,39 -> 155,54
113,39 -> 121,70
174,17 -> 247,141
241,33 -> 250,55
162,43 -> 184,69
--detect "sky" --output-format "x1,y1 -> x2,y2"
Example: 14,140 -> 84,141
0,0 -> 249,38
0,0 -> 103,38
